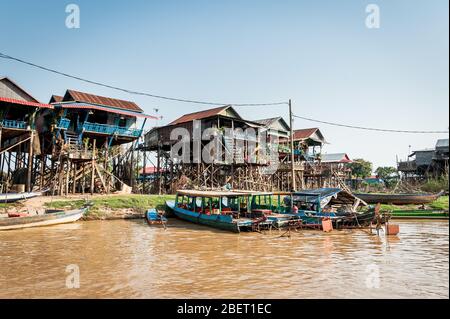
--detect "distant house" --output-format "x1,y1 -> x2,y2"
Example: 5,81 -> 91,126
398,139 -> 449,178
321,153 -> 352,164
279,127 -> 327,161
254,117 -> 290,139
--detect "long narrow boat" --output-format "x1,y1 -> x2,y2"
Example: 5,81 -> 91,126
0,208 -> 87,231
166,190 -> 274,233
276,188 -> 386,229
0,192 -> 43,203
354,191 -> 444,205
390,209 -> 449,220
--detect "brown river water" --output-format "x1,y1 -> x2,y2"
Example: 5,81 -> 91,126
0,219 -> 448,299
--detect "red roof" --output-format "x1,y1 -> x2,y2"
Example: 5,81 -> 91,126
169,106 -> 231,125
0,97 -> 53,109
292,128 -> 319,140
63,90 -> 143,113
49,95 -> 63,103
140,167 -> 166,175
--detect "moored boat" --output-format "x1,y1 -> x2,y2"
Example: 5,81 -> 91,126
0,191 -> 43,203
145,209 -> 168,226
0,207 -> 87,231
390,209 -> 449,220
354,191 -> 444,205
277,188 -> 386,229
166,190 -> 274,233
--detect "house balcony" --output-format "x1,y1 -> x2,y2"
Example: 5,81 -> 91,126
57,118 -> 71,130
1,119 -> 28,130
82,122 -> 143,138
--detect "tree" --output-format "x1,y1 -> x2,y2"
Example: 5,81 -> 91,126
375,166 -> 399,188
349,159 -> 373,179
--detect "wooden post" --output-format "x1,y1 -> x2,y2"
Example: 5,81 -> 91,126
91,139 -> 96,195
289,99 -> 296,191
27,131 -> 34,192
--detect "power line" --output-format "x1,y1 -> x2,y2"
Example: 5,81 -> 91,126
0,52 -> 288,107
293,114 -> 449,134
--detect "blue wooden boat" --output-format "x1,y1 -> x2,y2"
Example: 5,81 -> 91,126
274,188 -> 382,229
145,209 -> 168,226
166,190 -> 274,233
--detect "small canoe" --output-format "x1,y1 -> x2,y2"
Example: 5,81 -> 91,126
145,209 -> 168,226
0,208 -> 87,231
354,191 -> 444,205
0,192 -> 43,203
390,209 -> 449,220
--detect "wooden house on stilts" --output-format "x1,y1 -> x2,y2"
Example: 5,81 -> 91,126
40,90 -> 156,195
0,77 -> 52,194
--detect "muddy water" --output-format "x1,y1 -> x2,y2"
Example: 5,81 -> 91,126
0,219 -> 448,299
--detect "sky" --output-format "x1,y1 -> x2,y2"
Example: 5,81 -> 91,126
0,0 -> 448,170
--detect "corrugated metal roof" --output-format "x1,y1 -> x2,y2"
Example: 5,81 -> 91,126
254,117 -> 280,127
64,90 -> 143,113
59,103 -> 157,119
0,96 -> 53,109
292,128 -> 319,140
0,77 -> 40,103
169,105 -> 233,125
49,95 -> 63,103
321,153 -> 352,163
254,116 -> 290,131
436,139 -> 449,149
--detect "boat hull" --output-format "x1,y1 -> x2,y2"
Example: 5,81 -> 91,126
354,192 -> 443,205
0,192 -> 42,204
166,201 -> 240,233
0,208 -> 86,231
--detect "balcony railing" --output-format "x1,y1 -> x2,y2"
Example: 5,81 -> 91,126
57,118 -> 71,130
82,122 -> 142,137
1,119 -> 27,129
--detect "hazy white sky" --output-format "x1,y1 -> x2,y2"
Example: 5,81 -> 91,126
1,0 -> 448,169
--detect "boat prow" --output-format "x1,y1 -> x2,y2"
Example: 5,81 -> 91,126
0,208 -> 87,231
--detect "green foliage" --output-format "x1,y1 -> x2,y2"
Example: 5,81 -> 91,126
420,176 -> 449,193
375,166 -> 399,188
429,196 -> 449,211
349,158 -> 373,179
46,194 -> 176,217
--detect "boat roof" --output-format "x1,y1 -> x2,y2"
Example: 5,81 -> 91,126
293,188 -> 365,206
293,188 -> 342,197
176,189 -> 251,197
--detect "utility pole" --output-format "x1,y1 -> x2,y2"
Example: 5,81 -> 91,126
289,99 -> 296,191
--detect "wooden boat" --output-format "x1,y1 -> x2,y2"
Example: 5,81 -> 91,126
166,190 -> 274,233
354,191 -> 444,205
0,207 -> 87,231
0,192 -> 43,203
279,188 -> 387,229
145,209 -> 168,226
390,209 -> 449,220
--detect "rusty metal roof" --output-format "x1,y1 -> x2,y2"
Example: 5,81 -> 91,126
49,95 -> 63,103
292,128 -> 320,140
169,105 -> 234,125
63,90 -> 143,113
0,96 -> 53,109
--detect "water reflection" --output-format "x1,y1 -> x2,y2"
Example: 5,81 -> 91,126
0,219 -> 448,298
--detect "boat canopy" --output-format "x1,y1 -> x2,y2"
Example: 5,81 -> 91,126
292,188 -> 365,208
176,190 -> 251,197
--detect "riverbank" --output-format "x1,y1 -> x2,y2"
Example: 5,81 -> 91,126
1,194 -> 175,220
